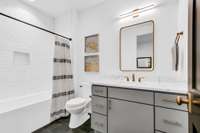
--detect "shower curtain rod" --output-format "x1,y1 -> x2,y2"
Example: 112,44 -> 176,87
0,12 -> 72,41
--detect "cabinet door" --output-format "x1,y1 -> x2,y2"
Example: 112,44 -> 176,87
108,99 -> 154,133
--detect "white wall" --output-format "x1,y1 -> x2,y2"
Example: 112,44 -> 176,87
74,0 -> 188,97
0,0 -> 55,132
54,10 -> 80,95
0,15 -> 54,99
0,0 -> 54,31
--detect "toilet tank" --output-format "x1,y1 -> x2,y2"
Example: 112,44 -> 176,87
79,82 -> 91,98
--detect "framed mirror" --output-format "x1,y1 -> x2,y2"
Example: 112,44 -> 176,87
120,20 -> 154,71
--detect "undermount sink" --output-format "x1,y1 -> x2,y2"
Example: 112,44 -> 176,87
92,79 -> 187,94
120,80 -> 158,87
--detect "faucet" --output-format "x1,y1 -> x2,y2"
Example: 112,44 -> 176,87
124,76 -> 130,82
132,73 -> 135,82
124,74 -> 135,82
138,77 -> 145,83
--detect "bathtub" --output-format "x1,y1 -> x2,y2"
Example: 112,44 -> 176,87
0,90 -> 51,114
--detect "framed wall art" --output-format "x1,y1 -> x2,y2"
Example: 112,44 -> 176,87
85,55 -> 99,72
85,34 -> 99,53
84,34 -> 100,72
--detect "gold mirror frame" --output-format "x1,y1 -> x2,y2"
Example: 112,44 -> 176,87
119,20 -> 155,72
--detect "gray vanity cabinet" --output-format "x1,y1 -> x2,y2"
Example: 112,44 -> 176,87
91,85 -> 188,133
107,87 -> 154,133
155,107 -> 188,133
91,85 -> 108,133
155,93 -> 188,133
107,98 -> 154,133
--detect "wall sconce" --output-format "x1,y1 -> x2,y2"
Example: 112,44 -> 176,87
120,4 -> 157,19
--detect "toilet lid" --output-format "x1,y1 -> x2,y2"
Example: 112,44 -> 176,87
66,97 -> 86,108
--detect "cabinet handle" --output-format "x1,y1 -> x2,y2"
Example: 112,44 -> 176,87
94,122 -> 104,128
163,119 -> 182,127
100,123 -> 104,127
108,99 -> 112,110
95,104 -> 104,109
94,89 -> 103,93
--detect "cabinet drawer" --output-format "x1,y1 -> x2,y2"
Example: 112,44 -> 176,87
108,87 -> 154,105
155,93 -> 187,111
91,113 -> 107,133
92,96 -> 107,115
155,131 -> 165,133
92,86 -> 107,97
155,107 -> 188,133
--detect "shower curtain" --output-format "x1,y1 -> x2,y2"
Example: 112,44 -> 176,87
50,36 -> 74,121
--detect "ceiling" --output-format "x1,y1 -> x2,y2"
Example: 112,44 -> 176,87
21,0 -> 105,17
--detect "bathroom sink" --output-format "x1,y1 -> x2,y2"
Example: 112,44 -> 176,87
93,80 -> 157,90
92,79 -> 187,93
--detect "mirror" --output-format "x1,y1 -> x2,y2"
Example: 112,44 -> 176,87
120,21 -> 154,71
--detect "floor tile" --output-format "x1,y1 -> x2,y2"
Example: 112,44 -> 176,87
33,117 -> 93,133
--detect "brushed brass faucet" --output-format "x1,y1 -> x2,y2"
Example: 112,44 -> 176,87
138,77 -> 145,83
132,73 -> 135,82
124,74 -> 135,82
124,76 -> 130,82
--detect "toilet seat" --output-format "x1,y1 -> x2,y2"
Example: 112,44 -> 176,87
66,97 -> 86,109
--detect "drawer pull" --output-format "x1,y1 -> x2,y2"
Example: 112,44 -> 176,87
162,99 -> 176,104
163,119 -> 182,127
94,122 -> 104,127
95,104 -> 105,109
94,89 -> 103,93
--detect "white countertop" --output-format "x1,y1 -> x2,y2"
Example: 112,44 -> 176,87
92,80 -> 188,94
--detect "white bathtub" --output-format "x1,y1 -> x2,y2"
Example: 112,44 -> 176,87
0,90 -> 51,114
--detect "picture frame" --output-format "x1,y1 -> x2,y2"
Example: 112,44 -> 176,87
84,55 -> 99,72
85,34 -> 99,53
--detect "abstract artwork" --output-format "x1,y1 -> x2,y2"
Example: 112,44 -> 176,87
85,34 -> 99,53
85,55 -> 99,72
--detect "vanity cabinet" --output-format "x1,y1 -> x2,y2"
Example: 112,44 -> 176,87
107,87 -> 154,133
91,85 -> 188,133
155,93 -> 188,133
155,131 -> 164,133
92,86 -> 107,97
91,113 -> 107,133
91,85 -> 108,133
155,107 -> 188,133
108,87 -> 154,104
92,96 -> 107,115
155,93 -> 187,111
108,98 -> 154,133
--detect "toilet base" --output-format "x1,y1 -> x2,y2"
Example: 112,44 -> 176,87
69,112 -> 90,129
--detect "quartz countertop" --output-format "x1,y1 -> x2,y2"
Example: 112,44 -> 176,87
92,80 -> 188,94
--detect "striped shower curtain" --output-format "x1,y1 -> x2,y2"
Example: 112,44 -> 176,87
50,36 -> 74,121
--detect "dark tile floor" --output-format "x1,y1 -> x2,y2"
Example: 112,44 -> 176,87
33,117 -> 94,133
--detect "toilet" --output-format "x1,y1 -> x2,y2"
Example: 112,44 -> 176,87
66,82 -> 91,129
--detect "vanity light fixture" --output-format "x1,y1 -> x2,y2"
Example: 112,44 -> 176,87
120,4 -> 156,19
28,0 -> 36,2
